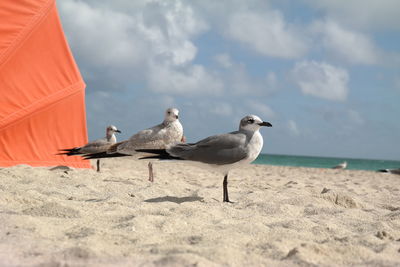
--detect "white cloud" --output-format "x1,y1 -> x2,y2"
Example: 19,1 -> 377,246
311,20 -> 380,65
59,0 -> 145,67
136,0 -> 208,66
245,100 -> 276,119
58,0 -> 291,121
213,53 -> 279,96
58,0 -> 211,95
227,11 -> 308,59
147,62 -> 224,95
291,61 -> 349,102
304,0 -> 400,31
214,53 -> 233,69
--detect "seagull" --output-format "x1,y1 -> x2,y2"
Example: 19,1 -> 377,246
378,168 -> 400,175
83,108 -> 184,182
137,115 -> 272,203
332,161 -> 347,169
58,125 -> 121,172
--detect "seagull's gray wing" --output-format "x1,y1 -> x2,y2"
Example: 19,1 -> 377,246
111,124 -> 166,154
78,138 -> 113,154
129,124 -> 166,146
167,131 -> 248,165
113,122 -> 183,154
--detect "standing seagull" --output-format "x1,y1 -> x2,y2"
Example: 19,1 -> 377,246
83,108 -> 184,182
332,161 -> 347,169
137,115 -> 272,203
58,125 -> 121,172
378,168 -> 400,175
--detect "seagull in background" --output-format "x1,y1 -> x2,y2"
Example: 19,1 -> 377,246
378,168 -> 400,175
58,125 -> 121,172
137,115 -> 272,203
332,161 -> 347,169
83,108 -> 184,182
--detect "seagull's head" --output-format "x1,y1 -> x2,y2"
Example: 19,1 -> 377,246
164,108 -> 180,122
107,125 -> 121,134
239,115 -> 272,131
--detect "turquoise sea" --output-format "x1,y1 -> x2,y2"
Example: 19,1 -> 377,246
253,154 -> 400,171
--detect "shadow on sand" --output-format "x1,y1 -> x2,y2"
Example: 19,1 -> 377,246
144,195 -> 204,204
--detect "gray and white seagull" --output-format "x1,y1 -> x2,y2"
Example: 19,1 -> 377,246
83,108 -> 185,182
137,115 -> 272,203
58,125 -> 121,172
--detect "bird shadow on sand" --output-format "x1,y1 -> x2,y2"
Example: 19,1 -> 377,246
144,195 -> 204,204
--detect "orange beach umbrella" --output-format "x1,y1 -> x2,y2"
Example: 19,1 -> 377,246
0,0 -> 91,168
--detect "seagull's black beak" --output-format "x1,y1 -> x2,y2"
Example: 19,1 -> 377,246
116,129 -> 122,133
258,121 -> 272,127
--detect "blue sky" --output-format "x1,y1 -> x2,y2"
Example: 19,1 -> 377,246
58,0 -> 400,160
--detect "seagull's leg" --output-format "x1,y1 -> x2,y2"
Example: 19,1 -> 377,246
148,162 -> 154,182
96,159 -> 100,172
223,174 -> 231,203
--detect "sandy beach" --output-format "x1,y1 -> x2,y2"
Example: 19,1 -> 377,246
0,158 -> 399,266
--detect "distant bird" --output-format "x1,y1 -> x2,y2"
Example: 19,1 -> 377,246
58,125 -> 121,172
83,108 -> 184,182
378,168 -> 400,175
332,161 -> 347,169
137,115 -> 272,203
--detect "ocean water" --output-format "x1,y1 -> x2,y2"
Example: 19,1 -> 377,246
253,154 -> 400,171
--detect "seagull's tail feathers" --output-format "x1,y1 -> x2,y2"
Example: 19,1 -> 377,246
83,152 -> 130,160
136,149 -> 182,160
57,147 -> 82,156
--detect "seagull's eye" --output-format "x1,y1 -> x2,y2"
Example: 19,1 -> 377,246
247,119 -> 254,124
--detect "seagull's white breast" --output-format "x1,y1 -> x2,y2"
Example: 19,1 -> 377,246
245,130 -> 264,163
164,120 -> 183,145
108,134 -> 117,144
